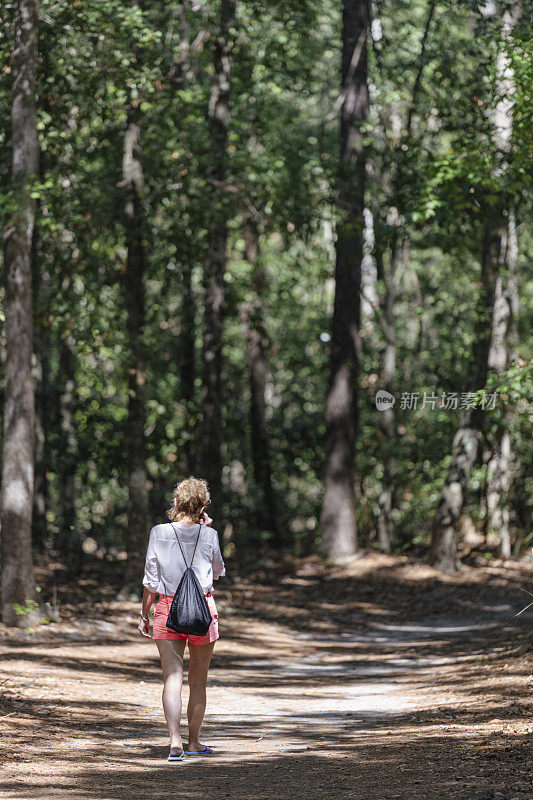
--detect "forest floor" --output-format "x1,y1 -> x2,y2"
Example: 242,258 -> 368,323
0,552 -> 532,800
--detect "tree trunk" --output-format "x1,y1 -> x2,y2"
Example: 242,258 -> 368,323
180,258 -> 197,474
485,5 -> 521,559
32,346 -> 48,552
504,208 -> 519,362
201,0 -> 236,531
122,105 -> 149,588
167,7 -> 205,476
57,330 -> 81,573
376,235 -> 403,553
430,5 -> 519,571
372,0 -> 437,553
239,218 -> 281,545
486,430 -> 512,558
31,211 -> 48,552
431,414 -> 480,571
484,209 -> 518,559
1,0 -> 40,627
320,0 -> 370,560
430,215 -> 501,571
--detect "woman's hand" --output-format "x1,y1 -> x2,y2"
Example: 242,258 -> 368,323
139,589 -> 156,637
199,508 -> 213,526
138,617 -> 151,638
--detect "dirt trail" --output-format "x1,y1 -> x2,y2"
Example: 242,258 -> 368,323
1,554 -> 531,800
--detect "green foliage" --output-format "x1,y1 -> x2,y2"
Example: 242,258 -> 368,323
11,600 -> 39,616
0,0 -> 531,563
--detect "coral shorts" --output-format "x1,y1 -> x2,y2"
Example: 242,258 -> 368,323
153,591 -> 219,645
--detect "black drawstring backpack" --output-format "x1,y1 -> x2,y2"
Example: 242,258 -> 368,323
165,522 -> 213,636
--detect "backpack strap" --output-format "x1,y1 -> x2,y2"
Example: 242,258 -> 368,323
171,522 -> 202,569
190,523 -> 202,567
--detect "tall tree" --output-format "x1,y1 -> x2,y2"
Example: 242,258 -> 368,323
31,211 -> 48,551
430,218 -> 500,570
321,0 -> 370,558
180,253 -> 198,474
373,0 -> 437,553
122,104 -> 149,585
1,0 -> 40,626
168,8 -> 209,475
375,237 -> 406,553
201,0 -> 236,530
57,325 -> 81,572
430,2 -> 520,571
239,217 -> 280,545
320,0 -> 370,559
484,1 -> 522,560
484,208 -> 518,559
122,1 -> 149,586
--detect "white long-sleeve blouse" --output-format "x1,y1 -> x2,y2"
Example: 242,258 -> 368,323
142,521 -> 226,596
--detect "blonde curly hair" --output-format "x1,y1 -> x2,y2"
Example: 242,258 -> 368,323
167,476 -> 210,523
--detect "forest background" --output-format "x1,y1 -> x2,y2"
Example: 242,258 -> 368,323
0,0 -> 531,624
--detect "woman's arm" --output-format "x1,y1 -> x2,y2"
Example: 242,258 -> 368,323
139,527 -> 160,638
138,586 -> 157,638
212,531 -> 226,580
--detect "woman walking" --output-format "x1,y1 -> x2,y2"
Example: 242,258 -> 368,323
138,477 -> 226,762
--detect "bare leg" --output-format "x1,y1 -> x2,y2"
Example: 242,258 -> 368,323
187,641 -> 215,751
156,639 -> 187,749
